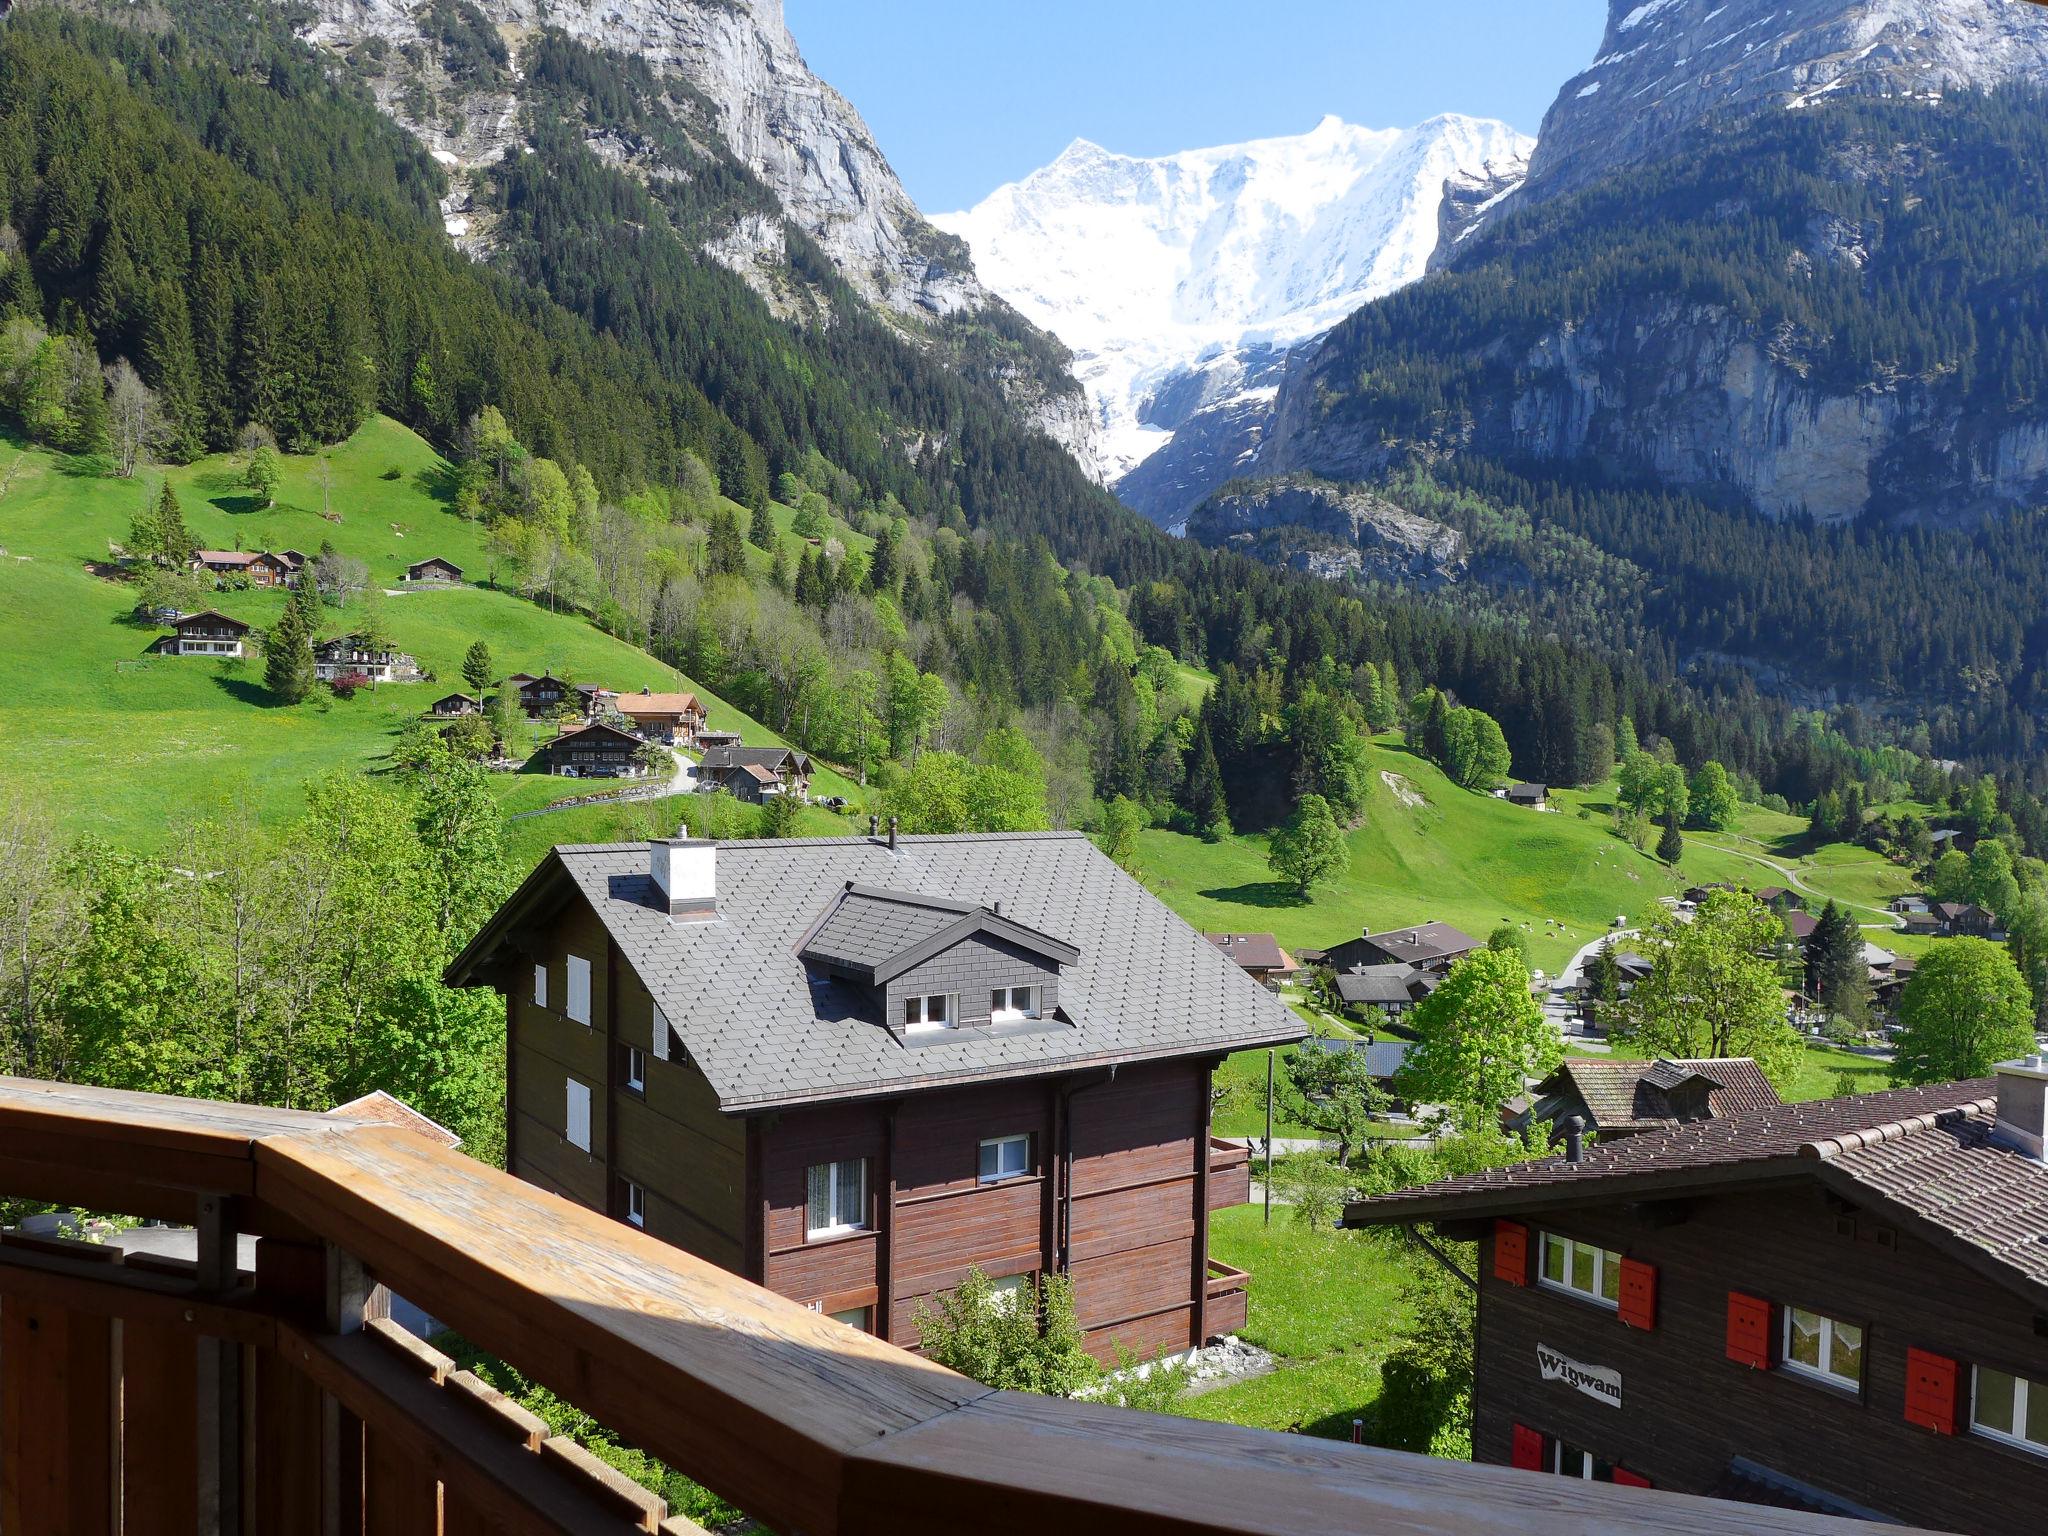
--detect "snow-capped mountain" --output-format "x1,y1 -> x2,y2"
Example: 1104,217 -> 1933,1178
935,114 -> 1533,491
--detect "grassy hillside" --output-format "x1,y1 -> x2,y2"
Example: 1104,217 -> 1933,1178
0,418 -> 851,847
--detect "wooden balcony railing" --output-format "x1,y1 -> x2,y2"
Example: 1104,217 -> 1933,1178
0,1076 -> 1929,1535
1207,1134 -> 1251,1210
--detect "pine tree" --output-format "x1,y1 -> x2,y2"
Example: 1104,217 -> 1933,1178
705,505 -> 746,578
769,538 -> 792,594
746,501 -> 774,552
1185,724 -> 1230,840
152,482 -> 194,570
1803,900 -> 1863,1011
265,597 -> 316,703
462,640 -> 494,695
1655,809 -> 1684,863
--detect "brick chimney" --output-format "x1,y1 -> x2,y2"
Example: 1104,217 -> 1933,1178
650,839 -> 717,922
1992,1056 -> 2048,1163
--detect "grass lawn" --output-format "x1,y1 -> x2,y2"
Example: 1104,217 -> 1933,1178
0,417 -> 857,854
1184,1207 -> 1417,1436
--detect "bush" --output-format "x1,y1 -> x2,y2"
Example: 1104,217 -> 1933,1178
913,1268 -> 1097,1397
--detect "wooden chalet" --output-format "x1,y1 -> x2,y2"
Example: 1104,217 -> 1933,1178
1346,1063 -> 2048,1533
1334,962 -> 1439,1022
513,672 -> 612,720
156,609 -> 250,658
1933,903 -> 2001,938
617,688 -> 708,745
696,728 -> 743,750
1322,920 -> 1481,976
1204,932 -> 1296,987
426,691 -> 481,719
699,745 -> 811,802
313,635 -> 422,684
405,556 -> 464,584
191,549 -> 294,588
1507,783 -> 1549,809
0,1081 -> 1887,1536
531,722 -> 649,778
445,832 -> 1311,1364
1506,1057 -> 1782,1143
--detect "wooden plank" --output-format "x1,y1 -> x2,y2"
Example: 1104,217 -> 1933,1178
121,1320 -> 201,1536
0,1292 -> 117,1534
837,1390 -> 1926,1536
251,1341 -> 324,1536
364,1422 -> 440,1536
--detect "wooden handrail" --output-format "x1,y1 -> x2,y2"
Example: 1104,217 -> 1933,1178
0,1077 -> 1935,1536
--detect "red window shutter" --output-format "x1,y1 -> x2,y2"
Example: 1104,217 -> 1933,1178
1903,1348 -> 1961,1435
1613,1468 -> 1652,1489
1509,1423 -> 1545,1471
1617,1257 -> 1657,1331
1493,1219 -> 1531,1286
1725,1291 -> 1773,1369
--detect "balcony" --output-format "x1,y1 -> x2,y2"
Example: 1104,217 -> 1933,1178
1207,1134 -> 1251,1209
1204,1257 -> 1251,1337
0,1075 -> 1913,1534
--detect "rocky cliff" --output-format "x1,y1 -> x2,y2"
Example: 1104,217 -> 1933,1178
1185,477 -> 1467,587
286,0 -> 1101,472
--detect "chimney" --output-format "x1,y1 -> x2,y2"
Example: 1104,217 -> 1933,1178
1561,1115 -> 1586,1165
868,813 -> 879,838
888,816 -> 898,852
1992,1056 -> 2048,1163
649,838 -> 717,922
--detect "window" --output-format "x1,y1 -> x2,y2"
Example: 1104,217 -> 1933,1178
1781,1306 -> 1863,1390
990,985 -> 1038,1019
903,993 -> 953,1031
1538,1233 -> 1621,1308
1550,1440 -> 1615,1482
565,1078 -> 591,1153
533,963 -> 548,1008
566,955 -> 592,1025
806,1158 -> 867,1238
625,1179 -> 646,1228
988,1274 -> 1031,1314
625,1044 -> 646,1094
1972,1367 -> 2048,1455
828,1305 -> 870,1332
651,1004 -> 670,1062
978,1134 -> 1031,1183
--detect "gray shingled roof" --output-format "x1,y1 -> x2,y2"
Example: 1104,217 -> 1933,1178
798,884 -> 1078,985
461,832 -> 1303,1112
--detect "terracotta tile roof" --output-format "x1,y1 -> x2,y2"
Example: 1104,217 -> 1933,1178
1528,1057 -> 1782,1134
617,691 -> 703,717
327,1089 -> 462,1149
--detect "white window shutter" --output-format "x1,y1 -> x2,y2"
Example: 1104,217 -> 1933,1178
565,1078 -> 591,1153
533,963 -> 547,1007
651,1004 -> 670,1061
566,955 -> 592,1026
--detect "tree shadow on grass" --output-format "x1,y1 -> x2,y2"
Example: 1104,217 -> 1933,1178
1200,881 -> 1309,909
209,494 -> 270,516
54,451 -> 116,479
413,461 -> 462,507
212,675 -> 288,708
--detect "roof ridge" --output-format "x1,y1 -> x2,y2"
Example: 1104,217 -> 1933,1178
1799,1097 -> 1999,1161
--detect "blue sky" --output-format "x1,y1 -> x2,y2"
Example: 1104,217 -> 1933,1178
784,1 -> 1610,213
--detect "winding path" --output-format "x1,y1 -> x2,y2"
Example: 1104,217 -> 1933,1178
1691,840 -> 1904,931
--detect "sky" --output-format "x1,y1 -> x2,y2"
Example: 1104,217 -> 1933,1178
784,0 -> 1611,214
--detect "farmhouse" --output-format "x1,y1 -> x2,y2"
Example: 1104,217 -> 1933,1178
427,692 -> 481,719
515,673 -> 613,720
695,728 -> 742,750
1506,1058 -> 1781,1143
1344,1063 -> 2048,1533
1322,921 -> 1481,976
156,610 -> 250,657
699,745 -> 811,802
1507,783 -> 1548,809
1203,932 -> 1296,986
1334,963 -> 1438,1022
405,556 -> 464,584
532,722 -> 649,779
1782,910 -> 1818,942
1934,903 -> 2001,938
1299,1035 -> 1411,1096
1752,887 -> 1802,912
444,832 -> 1304,1360
313,635 -> 421,684
617,689 -> 708,746
191,549 -> 294,588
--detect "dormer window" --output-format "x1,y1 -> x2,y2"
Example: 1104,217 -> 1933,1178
905,993 -> 954,1031
991,985 -> 1038,1020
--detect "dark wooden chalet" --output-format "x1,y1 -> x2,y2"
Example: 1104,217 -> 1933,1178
313,634 -> 421,684
427,692 -> 481,719
406,556 -> 465,584
1335,962 -> 1438,1022
1506,1058 -> 1782,1143
156,609 -> 250,657
1323,921 -> 1482,976
515,672 -> 613,720
445,832 -> 1305,1361
1345,1063 -> 2048,1533
191,549 -> 294,588
1507,783 -> 1549,809
532,722 -> 649,778
696,728 -> 743,750
699,745 -> 811,802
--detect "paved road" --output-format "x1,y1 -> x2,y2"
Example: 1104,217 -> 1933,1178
1693,841 -> 1903,931
505,748 -> 693,822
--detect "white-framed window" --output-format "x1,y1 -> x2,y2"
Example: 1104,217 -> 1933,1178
533,963 -> 548,1008
903,993 -> 953,1031
625,1044 -> 646,1094
565,1078 -> 591,1153
988,1273 -> 1031,1315
566,955 -> 592,1026
990,985 -> 1038,1019
651,1004 -> 670,1061
978,1133 -> 1030,1183
1782,1306 -> 1863,1390
1538,1232 -> 1620,1308
1550,1440 -> 1614,1481
828,1305 -> 870,1331
1972,1367 -> 2048,1454
625,1179 -> 646,1228
806,1158 -> 867,1238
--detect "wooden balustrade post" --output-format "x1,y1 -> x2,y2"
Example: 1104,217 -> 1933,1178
322,1244 -> 372,1536
195,1194 -> 242,1536
0,1288 -> 117,1533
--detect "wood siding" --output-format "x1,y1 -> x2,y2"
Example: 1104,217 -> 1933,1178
1470,1185 -> 2048,1532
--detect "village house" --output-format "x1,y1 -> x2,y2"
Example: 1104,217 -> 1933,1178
1321,920 -> 1481,977
1203,932 -> 1296,987
444,831 -> 1303,1360
532,722 -> 650,779
1929,828 -> 1975,855
616,689 -> 708,746
1506,1058 -> 1781,1144
1783,910 -> 1819,943
513,673 -> 615,721
1934,903 -> 2002,939
1344,1063 -> 2048,1533
1751,887 -> 1803,913
405,557 -> 464,585
695,728 -> 743,751
190,549 -> 295,588
313,635 -> 422,684
699,745 -> 811,803
155,610 -> 250,658
1334,963 -> 1438,1024
1298,1035 -> 1412,1101
427,692 -> 481,719
1506,783 -> 1549,810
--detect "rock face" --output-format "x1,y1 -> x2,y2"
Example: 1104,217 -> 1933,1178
934,113 -> 1530,496
285,0 -> 1101,473
1185,477 -> 1467,587
1520,0 -> 2048,201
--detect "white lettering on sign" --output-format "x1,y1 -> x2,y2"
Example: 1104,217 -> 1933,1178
1537,1344 -> 1622,1408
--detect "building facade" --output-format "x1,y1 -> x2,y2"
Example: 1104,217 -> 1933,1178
159,610 -> 250,657
447,833 -> 1301,1359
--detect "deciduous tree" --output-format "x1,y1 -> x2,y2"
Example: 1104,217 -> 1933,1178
1893,938 -> 2036,1085
1398,947 -> 1558,1131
